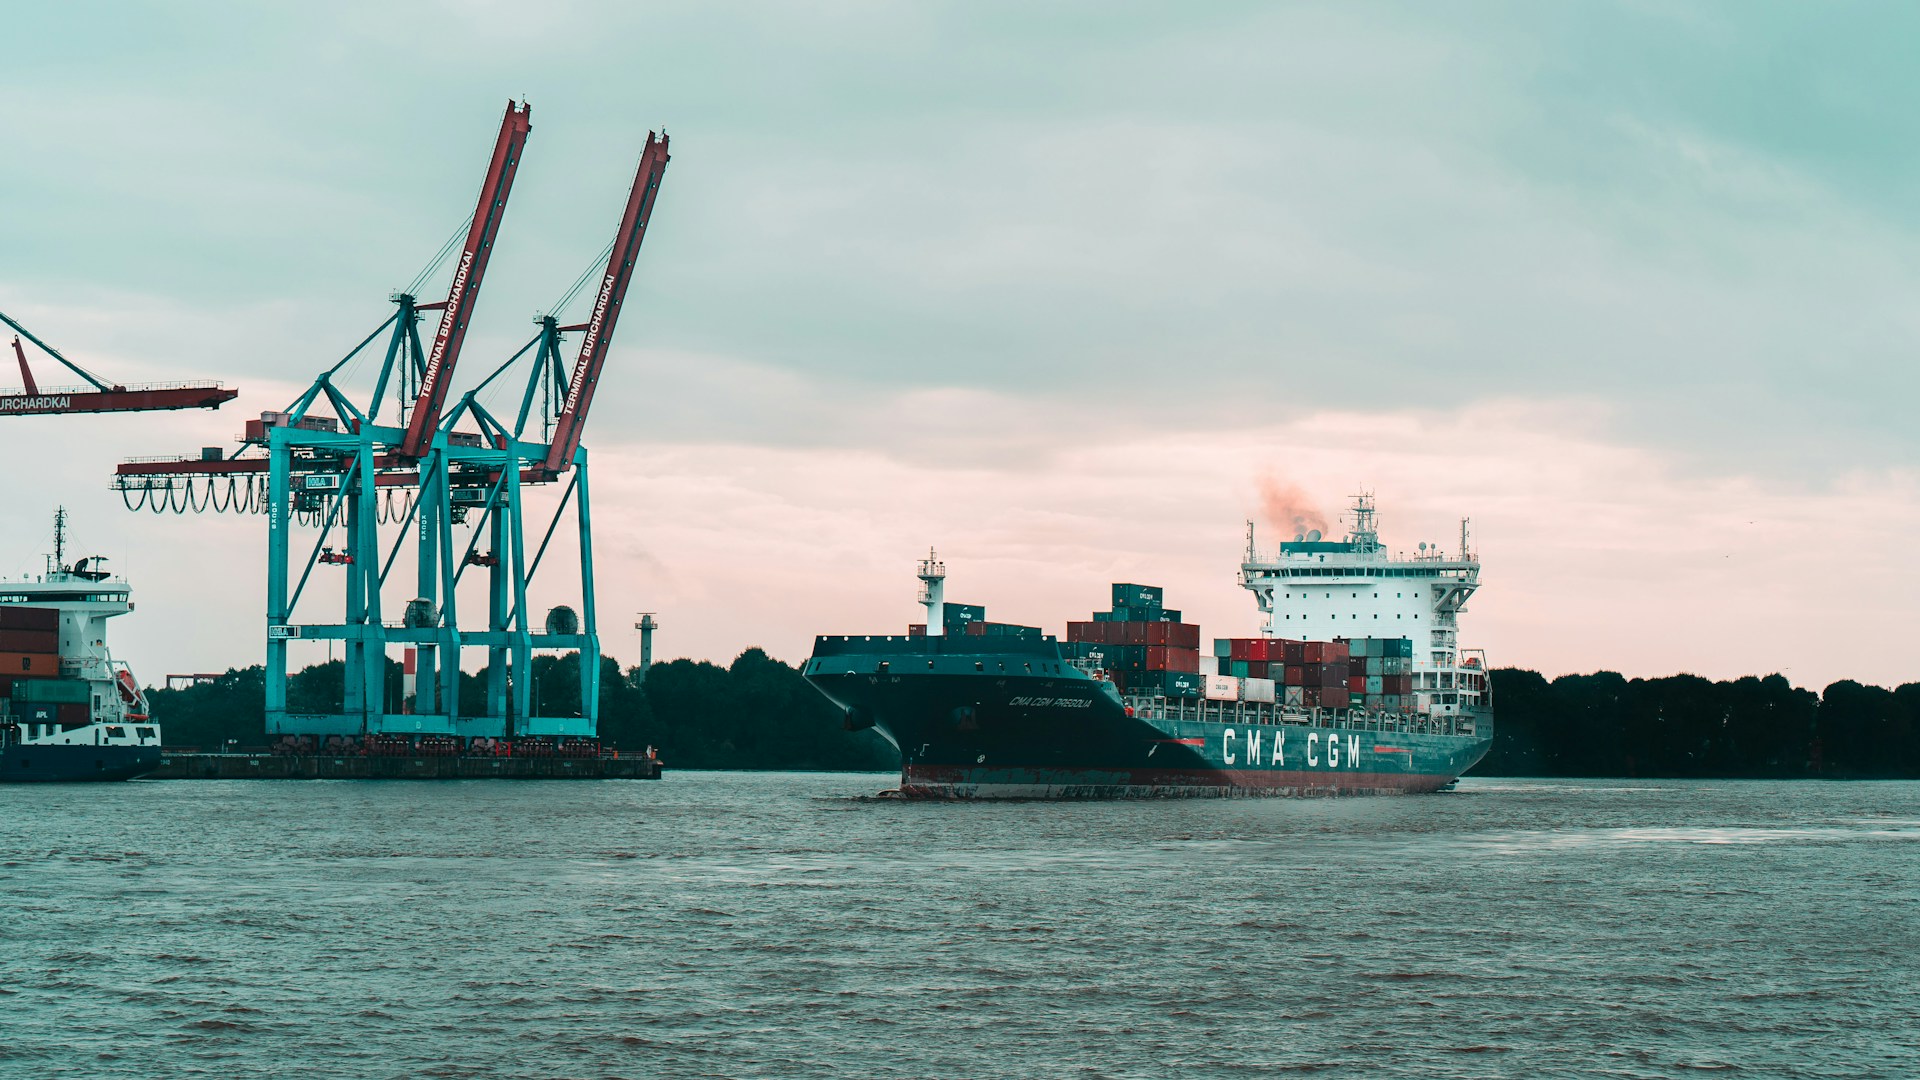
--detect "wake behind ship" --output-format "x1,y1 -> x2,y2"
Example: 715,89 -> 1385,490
805,496 -> 1492,798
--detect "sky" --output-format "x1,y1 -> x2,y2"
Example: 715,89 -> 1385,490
1,1 -> 1915,690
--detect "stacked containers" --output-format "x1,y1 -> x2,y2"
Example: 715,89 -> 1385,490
1334,636 -> 1416,711
1209,636 -> 1351,707
1066,585 -> 1202,695
0,606 -> 61,682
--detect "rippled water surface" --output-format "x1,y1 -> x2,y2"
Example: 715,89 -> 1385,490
1,775 -> 1916,1078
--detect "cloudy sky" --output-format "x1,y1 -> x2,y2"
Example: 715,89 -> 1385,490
2,2 -> 1914,690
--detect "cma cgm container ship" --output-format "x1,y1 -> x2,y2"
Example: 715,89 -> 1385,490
805,495 -> 1491,798
0,510 -> 161,781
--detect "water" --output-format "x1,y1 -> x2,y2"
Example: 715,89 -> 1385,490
2,775 -> 1916,1079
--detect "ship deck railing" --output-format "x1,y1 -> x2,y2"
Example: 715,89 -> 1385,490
1122,695 -> 1476,737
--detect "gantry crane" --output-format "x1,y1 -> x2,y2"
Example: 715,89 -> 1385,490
109,101 -> 671,743
1,309 -> 238,415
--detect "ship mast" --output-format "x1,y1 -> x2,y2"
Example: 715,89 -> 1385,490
917,549 -> 947,636
49,506 -> 67,574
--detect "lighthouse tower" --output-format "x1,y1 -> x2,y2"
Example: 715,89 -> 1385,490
917,549 -> 946,636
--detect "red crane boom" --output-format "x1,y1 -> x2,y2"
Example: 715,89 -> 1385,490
1,311 -> 238,416
399,100 -> 533,458
540,131 -> 671,477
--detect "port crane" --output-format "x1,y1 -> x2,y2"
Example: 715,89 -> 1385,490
1,309 -> 238,415
110,100 -> 671,742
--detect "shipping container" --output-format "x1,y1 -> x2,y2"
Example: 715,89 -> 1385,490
12,678 -> 90,705
1321,664 -> 1347,688
942,604 -> 986,628
1302,642 -> 1327,664
1199,655 -> 1220,676
1121,621 -> 1149,646
1321,688 -> 1351,708
0,652 -> 63,677
1365,675 -> 1385,695
0,607 -> 58,632
1283,642 -> 1306,666
1203,674 -> 1239,701
907,623 -> 927,637
1242,677 -> 1276,704
0,629 -> 57,653
1092,611 -> 1114,623
1158,609 -> 1182,623
20,703 -> 56,723
1384,694 -> 1404,710
1212,638 -> 1233,659
1283,665 -> 1304,686
56,701 -> 90,725
1228,659 -> 1250,678
1382,656 -> 1409,675
1363,693 -> 1386,709
1283,685 -> 1305,706
1134,670 -> 1205,698
1228,638 -> 1251,661
1326,641 -> 1350,664
1111,583 -> 1163,610
1145,646 -> 1201,673
1346,637 -> 1371,658
1347,675 -> 1366,694
1245,660 -> 1267,679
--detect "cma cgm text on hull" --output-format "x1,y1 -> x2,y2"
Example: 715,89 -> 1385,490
805,495 -> 1493,799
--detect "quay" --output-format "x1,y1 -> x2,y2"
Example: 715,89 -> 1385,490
150,752 -> 662,780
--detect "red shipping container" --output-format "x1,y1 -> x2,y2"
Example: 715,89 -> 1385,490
1321,665 -> 1345,688
0,608 -> 58,632
1168,623 -> 1200,650
1245,660 -> 1266,679
1321,688 -> 1351,709
1228,638 -> 1250,661
1283,665 -> 1304,686
908,623 -> 927,637
57,701 -> 91,725
0,652 -> 62,677
1303,686 -> 1323,707
1146,623 -> 1170,646
1249,639 -> 1270,662
1348,675 -> 1366,693
1302,642 -> 1327,664
0,629 -> 57,652
1282,642 -> 1305,666
1326,641 -> 1350,663
966,622 -> 987,636
1122,621 -> 1149,645
1146,647 -> 1203,673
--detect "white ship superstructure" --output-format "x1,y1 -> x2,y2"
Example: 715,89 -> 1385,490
1240,493 -> 1487,717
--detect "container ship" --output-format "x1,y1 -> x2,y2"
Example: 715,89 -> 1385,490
804,495 -> 1491,798
0,510 -> 161,781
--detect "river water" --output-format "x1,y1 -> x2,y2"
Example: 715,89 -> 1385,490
1,774 -> 1915,1078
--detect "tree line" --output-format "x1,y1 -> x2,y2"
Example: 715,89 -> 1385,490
148,648 -> 896,771
147,656 -> 1918,778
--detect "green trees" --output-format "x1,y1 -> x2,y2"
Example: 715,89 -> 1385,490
1474,668 -> 1919,778
143,648 -> 897,770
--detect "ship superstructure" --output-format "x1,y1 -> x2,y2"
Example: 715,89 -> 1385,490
1240,493 -> 1487,718
0,509 -> 160,781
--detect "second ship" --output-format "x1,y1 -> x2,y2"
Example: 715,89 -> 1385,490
805,495 -> 1492,798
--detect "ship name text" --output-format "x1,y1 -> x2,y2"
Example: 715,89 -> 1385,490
1222,728 -> 1362,769
1007,696 -> 1093,709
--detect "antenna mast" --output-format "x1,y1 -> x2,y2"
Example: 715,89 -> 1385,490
51,506 -> 67,573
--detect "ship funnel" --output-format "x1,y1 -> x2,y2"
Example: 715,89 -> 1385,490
1306,529 -> 1322,543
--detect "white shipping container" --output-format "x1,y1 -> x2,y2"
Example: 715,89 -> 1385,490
1204,674 -> 1239,701
1242,677 -> 1276,703
1199,655 -> 1219,677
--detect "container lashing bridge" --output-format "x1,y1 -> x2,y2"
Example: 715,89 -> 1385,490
1,310 -> 238,415
111,100 -> 671,742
